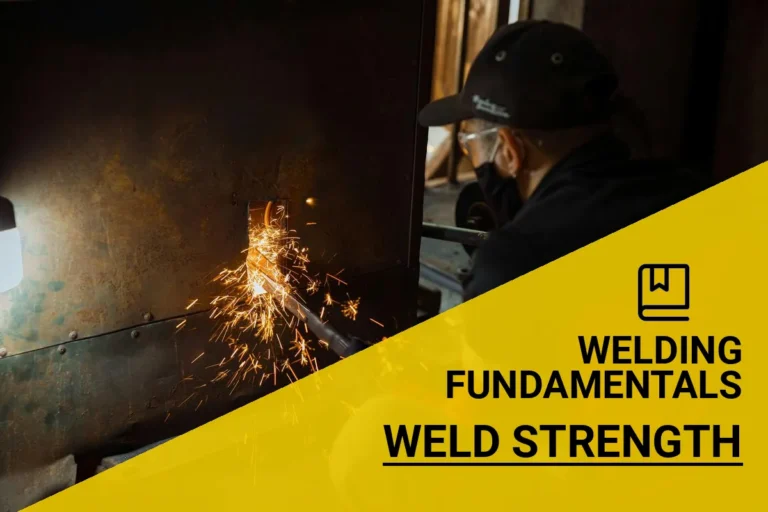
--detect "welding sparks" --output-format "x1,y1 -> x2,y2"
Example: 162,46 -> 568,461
342,298 -> 360,321
190,201 -> 362,390
326,272 -> 347,286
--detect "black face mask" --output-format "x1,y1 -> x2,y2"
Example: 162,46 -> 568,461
474,162 -> 523,226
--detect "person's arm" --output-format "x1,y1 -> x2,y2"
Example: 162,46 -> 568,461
461,229 -> 539,302
474,164 -> 523,226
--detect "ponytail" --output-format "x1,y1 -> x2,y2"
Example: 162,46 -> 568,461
609,92 -> 652,158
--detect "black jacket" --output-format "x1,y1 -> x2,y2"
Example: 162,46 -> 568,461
462,133 -> 709,301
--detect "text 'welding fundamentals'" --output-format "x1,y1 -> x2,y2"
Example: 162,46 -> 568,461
383,335 -> 743,466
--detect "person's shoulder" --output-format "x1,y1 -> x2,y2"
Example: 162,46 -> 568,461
626,158 -> 711,197
461,226 -> 542,301
627,157 -> 709,182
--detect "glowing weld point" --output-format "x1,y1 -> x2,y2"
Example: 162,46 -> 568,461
194,198 -> 363,390
252,282 -> 267,296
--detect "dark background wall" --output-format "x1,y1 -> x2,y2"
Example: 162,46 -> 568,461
713,0 -> 768,181
0,2 -> 435,509
533,0 -> 766,181
582,0 -> 699,162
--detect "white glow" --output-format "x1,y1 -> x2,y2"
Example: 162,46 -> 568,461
0,227 -> 23,293
252,281 -> 267,296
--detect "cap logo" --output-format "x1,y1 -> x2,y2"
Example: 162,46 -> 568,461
472,95 -> 510,119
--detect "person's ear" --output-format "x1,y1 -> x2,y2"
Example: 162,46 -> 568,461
496,127 -> 525,178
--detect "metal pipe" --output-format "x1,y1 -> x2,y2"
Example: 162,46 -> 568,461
259,274 -> 366,359
421,222 -> 488,247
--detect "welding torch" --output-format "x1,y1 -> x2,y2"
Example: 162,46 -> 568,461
258,272 -> 368,359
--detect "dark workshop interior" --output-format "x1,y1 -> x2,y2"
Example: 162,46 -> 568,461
1,0 -> 766,510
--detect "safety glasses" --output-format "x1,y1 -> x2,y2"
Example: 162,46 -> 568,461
457,127 -> 501,167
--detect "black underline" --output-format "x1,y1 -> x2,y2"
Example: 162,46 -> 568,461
383,462 -> 742,467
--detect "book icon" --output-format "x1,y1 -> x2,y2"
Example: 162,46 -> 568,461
637,264 -> 690,321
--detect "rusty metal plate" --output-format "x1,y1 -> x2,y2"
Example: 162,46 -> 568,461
0,0 -> 432,356
0,312 -> 281,477
0,264 -> 411,506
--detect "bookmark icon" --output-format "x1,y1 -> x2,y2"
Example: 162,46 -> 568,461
638,264 -> 690,321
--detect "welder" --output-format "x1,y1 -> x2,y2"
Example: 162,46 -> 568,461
419,20 -> 708,301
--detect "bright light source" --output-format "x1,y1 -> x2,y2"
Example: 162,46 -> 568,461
305,197 -> 317,207
0,227 -> 23,293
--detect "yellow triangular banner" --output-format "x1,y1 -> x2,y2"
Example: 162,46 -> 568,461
31,163 -> 767,511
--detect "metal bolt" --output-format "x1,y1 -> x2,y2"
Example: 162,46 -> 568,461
58,346 -> 66,355
143,312 -> 153,322
69,331 -> 78,340
0,347 -> 7,358
131,330 -> 140,339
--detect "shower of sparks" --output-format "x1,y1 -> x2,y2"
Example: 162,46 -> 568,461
188,201 -> 361,391
341,297 -> 360,321
326,272 -> 347,286
369,318 -> 384,328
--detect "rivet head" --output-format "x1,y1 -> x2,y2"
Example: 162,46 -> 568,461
58,346 -> 66,355
551,52 -> 564,65
131,330 -> 140,339
0,347 -> 7,358
69,331 -> 78,340
495,50 -> 507,62
143,312 -> 153,322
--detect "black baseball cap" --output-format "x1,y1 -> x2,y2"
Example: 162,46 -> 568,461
418,20 -> 619,130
